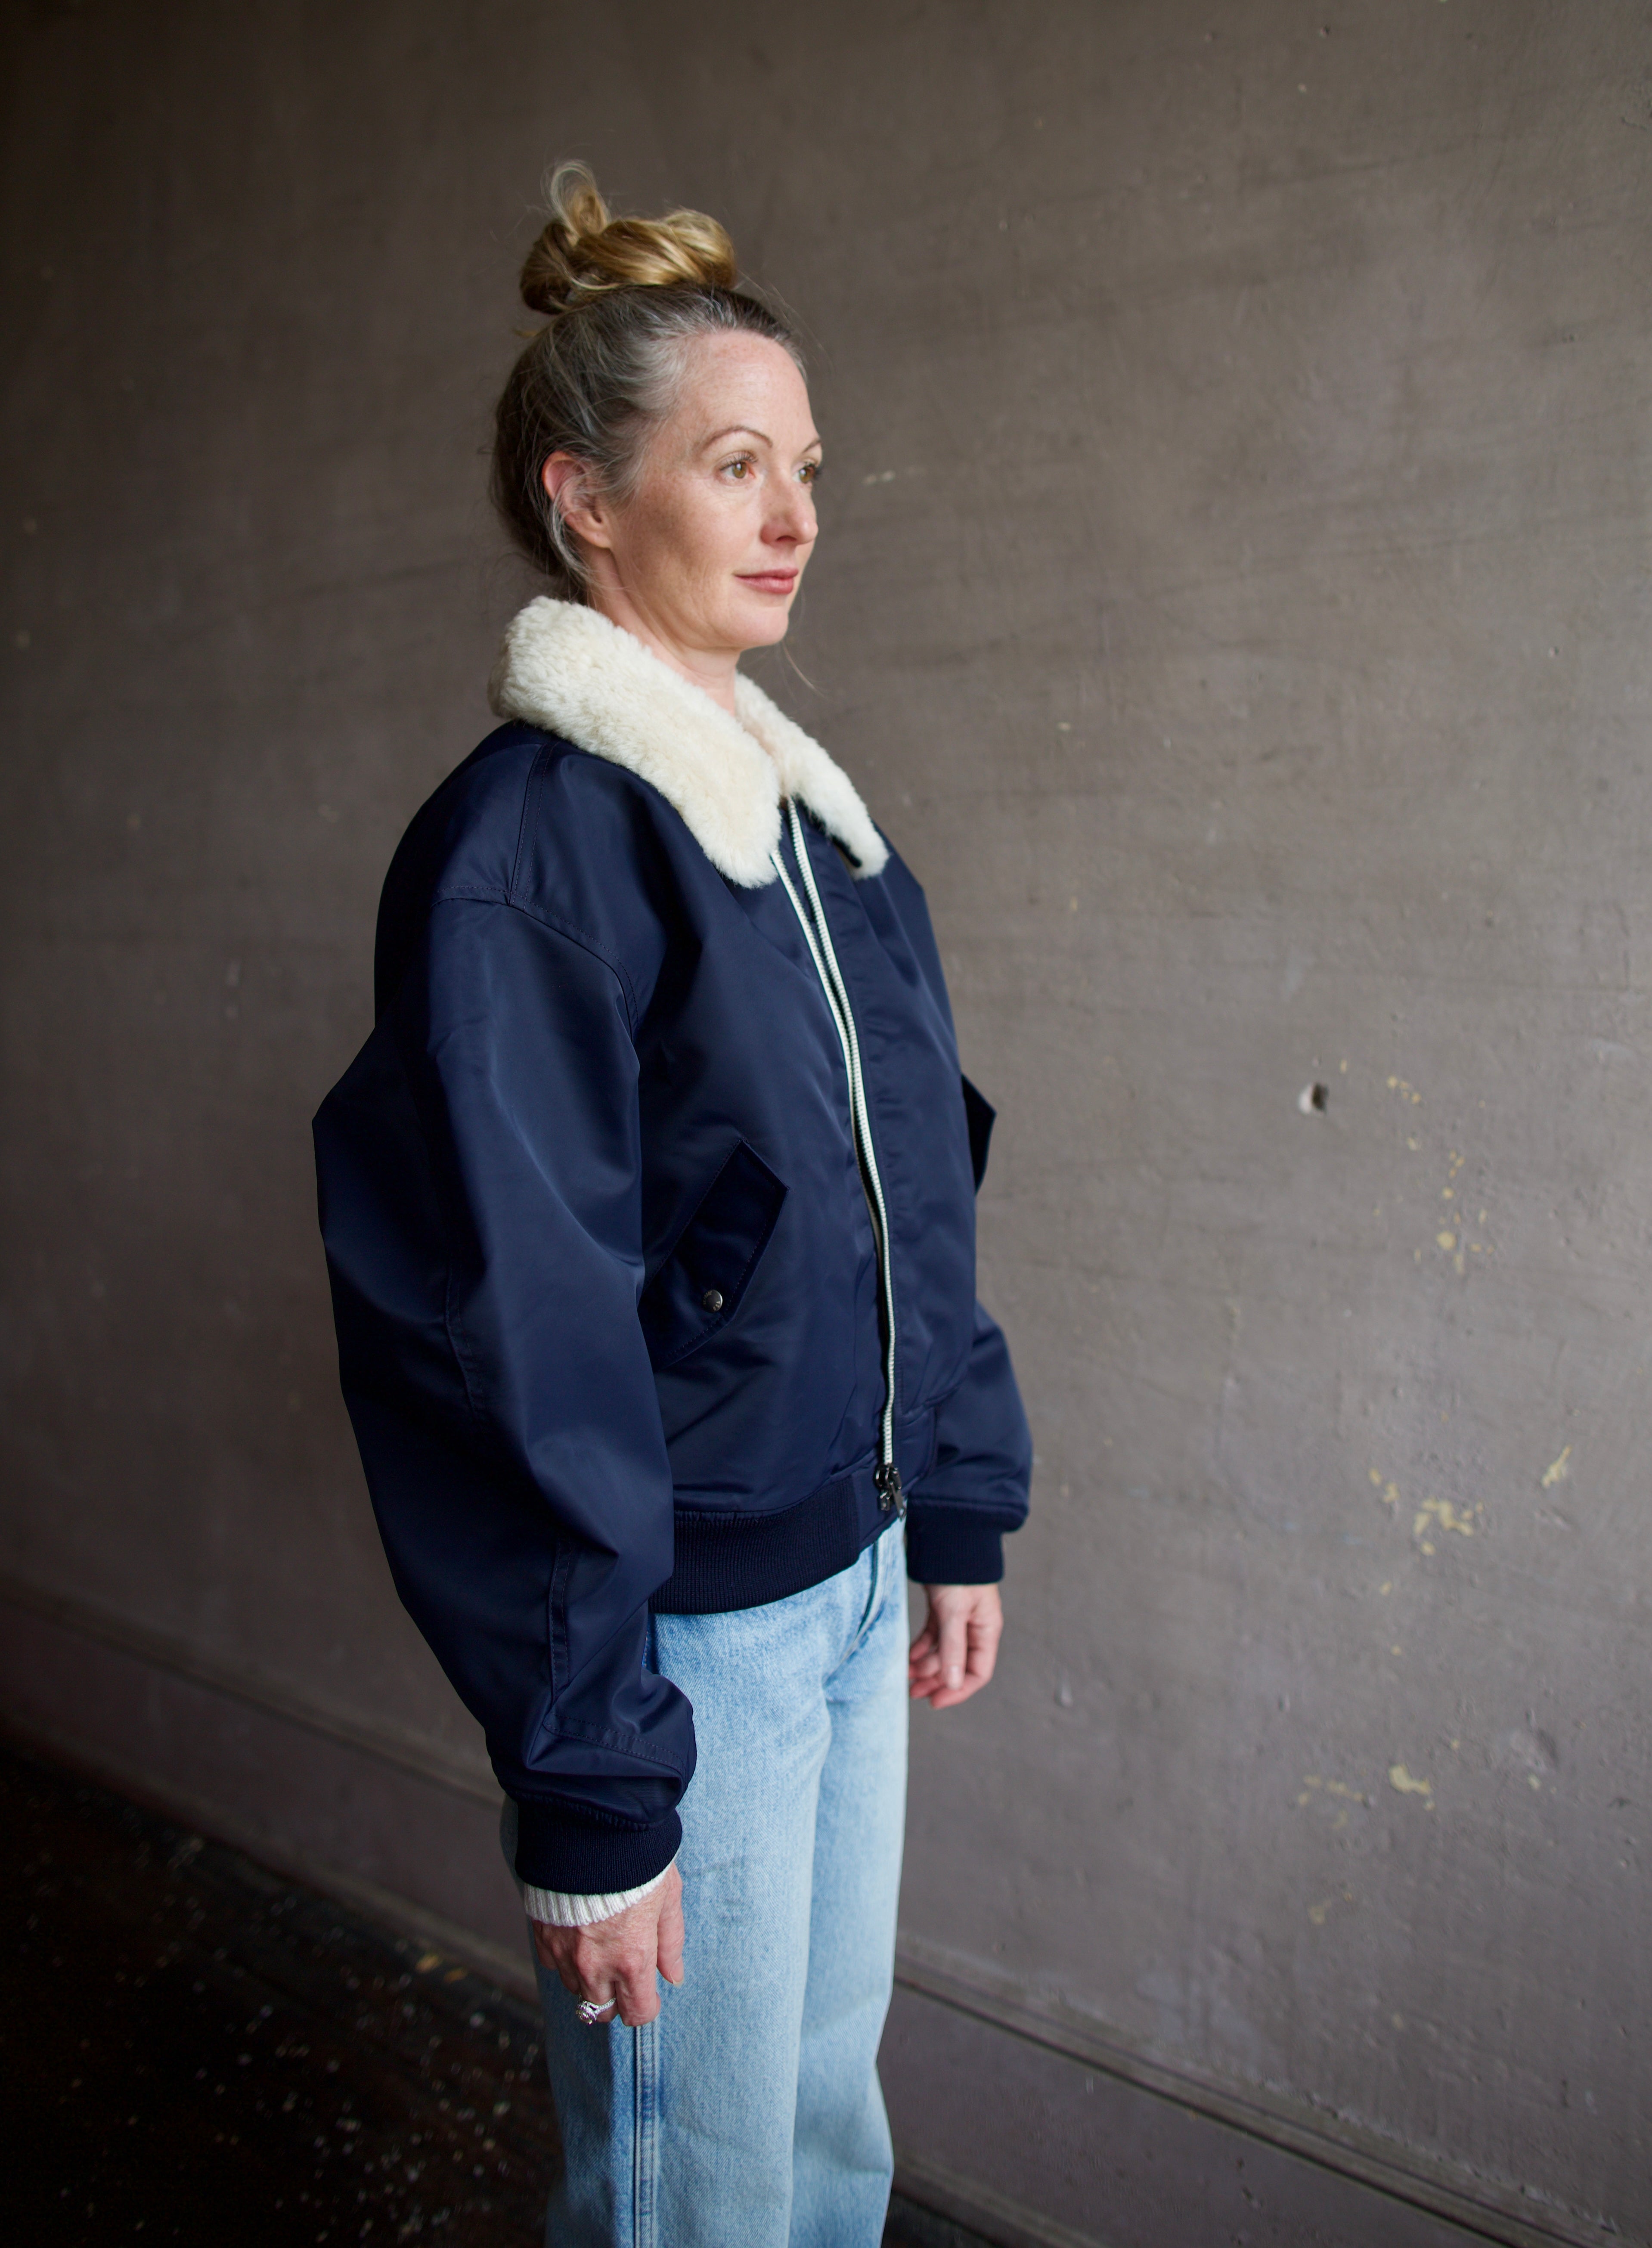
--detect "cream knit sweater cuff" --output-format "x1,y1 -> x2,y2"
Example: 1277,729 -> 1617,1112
522,1860 -> 674,1929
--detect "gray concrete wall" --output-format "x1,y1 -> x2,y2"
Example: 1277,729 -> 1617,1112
3,3 -> 1647,2240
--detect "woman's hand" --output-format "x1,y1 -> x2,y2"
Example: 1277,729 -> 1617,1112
532,1861 -> 685,2028
908,1583 -> 1003,1710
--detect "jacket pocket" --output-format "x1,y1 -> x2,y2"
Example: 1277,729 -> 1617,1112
961,1074 -> 996,1191
639,1140 -> 788,1370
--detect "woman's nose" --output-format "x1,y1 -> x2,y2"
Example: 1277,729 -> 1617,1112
766,486 -> 816,549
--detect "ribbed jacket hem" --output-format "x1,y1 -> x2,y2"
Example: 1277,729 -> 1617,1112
512,1802 -> 682,1894
903,1507 -> 1007,1586
651,1473 -> 867,1615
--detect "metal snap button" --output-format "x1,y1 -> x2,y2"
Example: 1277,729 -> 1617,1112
701,1288 -> 724,1314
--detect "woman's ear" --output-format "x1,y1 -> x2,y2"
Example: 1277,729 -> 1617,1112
542,452 -> 614,552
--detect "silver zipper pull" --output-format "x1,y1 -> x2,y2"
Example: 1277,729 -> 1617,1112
875,1462 -> 905,1519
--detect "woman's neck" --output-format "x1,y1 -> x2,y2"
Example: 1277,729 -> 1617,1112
587,585 -> 741,719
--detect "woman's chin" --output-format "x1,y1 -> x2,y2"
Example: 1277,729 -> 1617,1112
730,600 -> 797,654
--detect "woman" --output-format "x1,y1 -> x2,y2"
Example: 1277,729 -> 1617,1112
314,165 -> 1031,2247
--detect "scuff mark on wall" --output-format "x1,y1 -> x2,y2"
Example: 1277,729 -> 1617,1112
1388,1765 -> 1434,1802
1307,1887 -> 1356,1927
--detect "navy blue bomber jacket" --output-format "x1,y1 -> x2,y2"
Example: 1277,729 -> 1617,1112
313,599 -> 1031,1898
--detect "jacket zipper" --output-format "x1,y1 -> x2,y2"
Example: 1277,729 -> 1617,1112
771,800 -> 905,1519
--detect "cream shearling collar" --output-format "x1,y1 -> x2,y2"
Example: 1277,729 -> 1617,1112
487,597 -> 888,889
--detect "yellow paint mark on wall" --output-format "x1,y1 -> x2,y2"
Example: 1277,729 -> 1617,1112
1388,1076 -> 1423,1105
1413,1497 -> 1475,1541
1298,1774 -> 1369,1809
1389,1764 -> 1433,1799
1540,1445 -> 1572,1489
1308,1899 -> 1331,1925
1436,1230 -> 1457,1250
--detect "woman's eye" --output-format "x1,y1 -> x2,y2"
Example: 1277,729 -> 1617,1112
799,461 -> 822,486
723,456 -> 753,480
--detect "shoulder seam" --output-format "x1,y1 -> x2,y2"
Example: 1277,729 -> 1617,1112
428,886 -> 641,1035
508,740 -> 550,903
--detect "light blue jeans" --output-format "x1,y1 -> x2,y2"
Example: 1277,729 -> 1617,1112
524,1522 -> 909,2248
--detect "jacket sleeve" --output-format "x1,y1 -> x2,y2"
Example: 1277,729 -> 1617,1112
314,892 -> 691,1896
905,1299 -> 1032,1584
904,1074 -> 1033,1585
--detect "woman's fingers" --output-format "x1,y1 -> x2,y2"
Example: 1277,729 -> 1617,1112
578,1922 -> 657,2024
935,1602 -> 970,1692
531,1919 -> 584,1991
656,1864 -> 686,1987
610,1953 -> 661,2026
911,1585 -> 1004,1708
564,1935 -> 651,2028
530,1867 -> 684,2027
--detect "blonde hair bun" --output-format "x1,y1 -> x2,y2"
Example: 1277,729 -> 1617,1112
520,161 -> 739,316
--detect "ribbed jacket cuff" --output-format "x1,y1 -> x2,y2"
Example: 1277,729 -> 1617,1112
523,1860 -> 674,1929
512,1802 -> 683,1895
903,1508 -> 1006,1586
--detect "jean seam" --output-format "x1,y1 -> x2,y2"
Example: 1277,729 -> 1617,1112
837,1531 -> 896,1678
634,2016 -> 658,2248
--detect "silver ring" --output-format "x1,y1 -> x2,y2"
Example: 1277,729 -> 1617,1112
576,1996 -> 616,2026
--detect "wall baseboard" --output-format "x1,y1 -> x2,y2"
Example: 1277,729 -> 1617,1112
0,1569 -> 496,1804
891,1940 -> 1622,2248
1,1711 -> 539,2004
0,1578 -> 529,1956
894,2152 -> 1110,2248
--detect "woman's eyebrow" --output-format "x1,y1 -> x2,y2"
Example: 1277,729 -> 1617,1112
701,424 -> 823,453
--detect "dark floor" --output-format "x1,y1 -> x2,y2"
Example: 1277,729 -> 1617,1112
0,1739 -> 984,2247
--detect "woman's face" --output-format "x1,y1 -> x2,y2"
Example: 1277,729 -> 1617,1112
549,332 -> 821,669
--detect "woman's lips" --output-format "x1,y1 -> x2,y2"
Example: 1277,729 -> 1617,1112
738,571 -> 799,595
